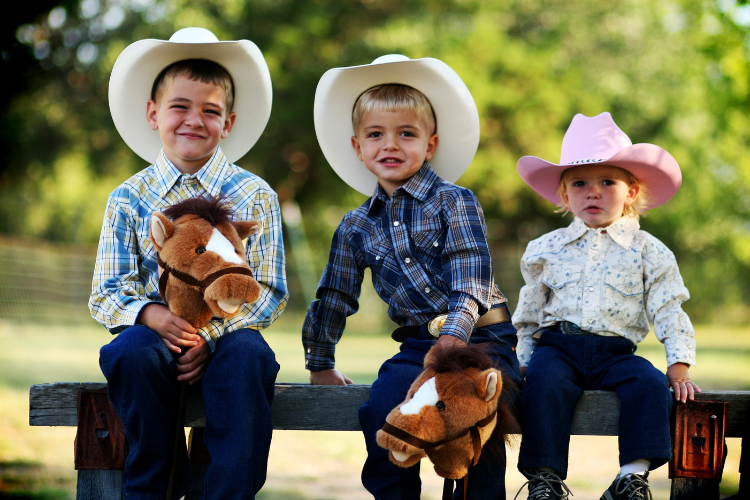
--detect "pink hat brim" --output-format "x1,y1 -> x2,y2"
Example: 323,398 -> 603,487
517,143 -> 682,208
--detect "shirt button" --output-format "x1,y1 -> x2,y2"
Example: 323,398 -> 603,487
394,221 -> 400,227
588,287 -> 594,292
375,256 -> 380,260
433,241 -> 439,247
307,348 -> 310,353
424,287 -> 431,293
588,319 -> 594,324
626,287 -> 632,293
405,258 -> 411,263
592,256 -> 598,261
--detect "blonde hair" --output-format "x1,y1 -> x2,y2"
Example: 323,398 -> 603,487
352,84 -> 436,134
556,165 -> 652,218
151,59 -> 235,113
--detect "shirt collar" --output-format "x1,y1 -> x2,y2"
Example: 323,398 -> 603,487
153,148 -> 229,199
564,216 -> 640,248
366,162 -> 439,214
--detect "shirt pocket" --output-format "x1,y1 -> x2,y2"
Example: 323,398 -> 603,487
603,273 -> 644,323
409,227 -> 446,271
541,265 -> 582,304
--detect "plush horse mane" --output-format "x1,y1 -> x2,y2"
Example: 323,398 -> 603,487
162,196 -> 235,225
426,342 -> 521,452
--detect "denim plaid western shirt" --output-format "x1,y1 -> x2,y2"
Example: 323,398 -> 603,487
302,163 -> 506,371
89,148 -> 288,352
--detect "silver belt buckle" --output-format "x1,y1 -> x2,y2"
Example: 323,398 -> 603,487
428,314 -> 448,338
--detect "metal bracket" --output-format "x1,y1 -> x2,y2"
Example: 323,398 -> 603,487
670,400 -> 727,480
74,388 -> 126,470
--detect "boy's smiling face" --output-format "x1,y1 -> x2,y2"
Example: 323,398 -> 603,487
561,164 -> 640,228
147,74 -> 236,174
351,108 -> 438,198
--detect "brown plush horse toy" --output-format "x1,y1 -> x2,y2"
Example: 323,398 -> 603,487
149,196 -> 262,500
376,342 -> 519,500
149,196 -> 262,329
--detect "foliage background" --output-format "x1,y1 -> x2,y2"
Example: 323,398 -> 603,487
3,0 -> 750,324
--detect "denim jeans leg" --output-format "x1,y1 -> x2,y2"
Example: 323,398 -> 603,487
359,338 -> 434,500
517,333 -> 584,479
595,352 -> 673,469
99,325 -> 190,500
200,329 -> 280,500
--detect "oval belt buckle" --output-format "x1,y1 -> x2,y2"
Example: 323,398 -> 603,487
428,314 -> 448,338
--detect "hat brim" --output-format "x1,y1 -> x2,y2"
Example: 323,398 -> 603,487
517,143 -> 682,208
314,58 -> 479,196
109,38 -> 272,164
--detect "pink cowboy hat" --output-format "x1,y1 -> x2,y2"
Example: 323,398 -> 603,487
517,112 -> 682,208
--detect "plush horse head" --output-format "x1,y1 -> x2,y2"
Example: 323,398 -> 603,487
149,197 -> 261,329
376,342 -> 519,482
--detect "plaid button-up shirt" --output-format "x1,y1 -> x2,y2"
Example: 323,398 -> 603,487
303,163 -> 506,371
89,148 -> 288,351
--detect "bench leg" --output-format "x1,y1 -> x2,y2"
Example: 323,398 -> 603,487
76,469 -> 124,500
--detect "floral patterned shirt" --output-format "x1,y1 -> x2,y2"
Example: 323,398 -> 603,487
512,216 -> 696,368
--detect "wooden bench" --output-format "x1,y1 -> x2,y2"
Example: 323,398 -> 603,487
29,383 -> 748,499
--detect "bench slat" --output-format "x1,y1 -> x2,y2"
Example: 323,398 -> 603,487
29,383 -> 749,437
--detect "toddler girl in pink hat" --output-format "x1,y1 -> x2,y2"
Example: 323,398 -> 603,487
512,112 -> 700,500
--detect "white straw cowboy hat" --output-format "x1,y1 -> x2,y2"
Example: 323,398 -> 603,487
314,54 -> 480,196
517,112 -> 682,208
109,27 -> 272,164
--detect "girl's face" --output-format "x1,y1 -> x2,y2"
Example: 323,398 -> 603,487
561,165 -> 640,228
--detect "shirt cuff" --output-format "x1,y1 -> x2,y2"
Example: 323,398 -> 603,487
664,336 -> 697,367
440,312 -> 474,343
303,341 -> 337,372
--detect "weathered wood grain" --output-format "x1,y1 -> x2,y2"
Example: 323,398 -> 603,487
30,383 -> 749,437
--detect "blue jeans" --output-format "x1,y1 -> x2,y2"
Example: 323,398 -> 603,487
359,317 -> 522,500
99,325 -> 280,500
517,328 -> 672,479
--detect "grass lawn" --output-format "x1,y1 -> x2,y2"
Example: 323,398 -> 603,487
0,317 -> 747,499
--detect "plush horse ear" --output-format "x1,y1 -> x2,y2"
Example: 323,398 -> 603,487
476,369 -> 502,402
232,220 -> 261,241
150,212 -> 174,251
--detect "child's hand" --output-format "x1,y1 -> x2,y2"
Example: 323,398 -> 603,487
436,334 -> 467,349
667,362 -> 701,403
176,337 -> 209,385
137,303 -> 201,354
310,369 -> 353,386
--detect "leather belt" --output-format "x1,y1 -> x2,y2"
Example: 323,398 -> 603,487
391,303 -> 511,342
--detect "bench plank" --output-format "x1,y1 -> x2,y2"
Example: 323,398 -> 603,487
30,383 -> 749,437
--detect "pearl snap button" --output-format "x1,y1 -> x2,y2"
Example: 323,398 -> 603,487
589,287 -> 594,292
375,256 -> 380,260
405,258 -> 411,263
394,221 -> 400,226
424,287 -> 430,293
588,319 -> 594,324
626,287 -> 632,293
433,241 -> 439,247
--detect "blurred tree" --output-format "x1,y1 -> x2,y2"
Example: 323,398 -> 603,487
3,0 -> 750,322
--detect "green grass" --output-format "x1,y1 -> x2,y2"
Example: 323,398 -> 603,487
1,317 -> 748,499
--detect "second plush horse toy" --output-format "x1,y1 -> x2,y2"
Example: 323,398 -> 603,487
376,342 -> 519,500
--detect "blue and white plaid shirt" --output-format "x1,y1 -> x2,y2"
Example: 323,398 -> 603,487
302,163 -> 506,371
89,148 -> 288,352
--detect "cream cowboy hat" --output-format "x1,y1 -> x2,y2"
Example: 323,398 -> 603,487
517,112 -> 682,208
314,54 -> 480,196
109,27 -> 272,164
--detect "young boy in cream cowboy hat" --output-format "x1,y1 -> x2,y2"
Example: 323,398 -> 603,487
512,112 -> 700,500
89,27 -> 288,499
303,54 -> 522,499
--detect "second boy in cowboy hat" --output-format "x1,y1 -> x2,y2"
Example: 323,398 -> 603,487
90,27 -> 288,499
512,112 -> 700,500
303,54 -> 522,499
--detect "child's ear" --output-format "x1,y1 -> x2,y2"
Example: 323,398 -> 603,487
626,183 -> 641,205
221,111 -> 237,139
146,100 -> 159,131
351,136 -> 363,161
424,134 -> 439,161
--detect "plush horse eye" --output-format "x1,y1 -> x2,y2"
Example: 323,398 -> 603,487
196,246 -> 206,255
436,401 -> 445,411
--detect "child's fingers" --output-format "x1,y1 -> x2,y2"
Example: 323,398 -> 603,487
161,337 -> 181,354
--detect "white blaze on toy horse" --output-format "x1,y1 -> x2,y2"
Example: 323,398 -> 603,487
377,342 -> 519,486
149,196 -> 262,329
